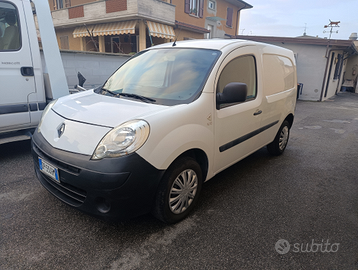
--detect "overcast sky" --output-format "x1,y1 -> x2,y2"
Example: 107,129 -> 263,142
239,0 -> 358,40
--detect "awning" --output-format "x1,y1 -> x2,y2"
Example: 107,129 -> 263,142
175,20 -> 210,34
147,21 -> 175,39
92,21 -> 136,36
73,21 -> 136,38
73,25 -> 93,38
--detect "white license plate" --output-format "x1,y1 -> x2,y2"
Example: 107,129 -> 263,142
39,157 -> 60,183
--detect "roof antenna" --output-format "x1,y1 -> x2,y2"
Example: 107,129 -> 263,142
173,24 -> 182,47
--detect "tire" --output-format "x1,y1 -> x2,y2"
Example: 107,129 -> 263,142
152,157 -> 202,224
267,120 -> 290,156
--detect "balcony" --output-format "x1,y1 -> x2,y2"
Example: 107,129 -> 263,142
51,0 -> 175,28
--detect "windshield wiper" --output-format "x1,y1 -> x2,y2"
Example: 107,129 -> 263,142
100,88 -> 118,96
117,93 -> 156,103
100,88 -> 156,103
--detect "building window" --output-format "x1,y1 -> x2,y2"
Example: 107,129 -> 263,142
208,0 -> 215,10
60,36 -> 69,50
104,35 -> 136,54
65,0 -> 71,8
226,7 -> 233,28
53,0 -> 71,10
111,36 -> 121,53
190,0 -> 199,16
53,0 -> 63,10
184,0 -> 203,18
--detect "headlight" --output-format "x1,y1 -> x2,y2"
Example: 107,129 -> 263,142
92,120 -> 150,160
37,99 -> 57,133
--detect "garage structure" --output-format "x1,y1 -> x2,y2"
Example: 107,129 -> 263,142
235,35 -> 358,101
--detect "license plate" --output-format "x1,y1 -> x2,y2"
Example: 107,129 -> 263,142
38,157 -> 60,183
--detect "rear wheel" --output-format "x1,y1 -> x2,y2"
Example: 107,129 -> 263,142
152,157 -> 202,224
267,120 -> 290,156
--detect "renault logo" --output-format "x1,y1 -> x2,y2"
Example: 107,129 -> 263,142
57,123 -> 65,138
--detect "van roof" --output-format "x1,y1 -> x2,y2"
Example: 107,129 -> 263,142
150,39 -> 253,51
148,39 -> 295,60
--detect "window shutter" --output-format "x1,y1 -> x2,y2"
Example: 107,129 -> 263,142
60,36 -> 69,50
184,0 -> 190,14
226,7 -> 233,27
199,0 -> 204,18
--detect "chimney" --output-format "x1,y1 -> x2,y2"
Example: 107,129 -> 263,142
349,33 -> 357,40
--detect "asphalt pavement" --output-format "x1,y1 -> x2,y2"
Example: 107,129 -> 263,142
1,92 -> 358,270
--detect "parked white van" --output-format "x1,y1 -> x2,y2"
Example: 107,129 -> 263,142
32,39 -> 297,223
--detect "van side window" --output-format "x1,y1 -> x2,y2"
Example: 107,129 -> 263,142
0,2 -> 21,51
217,55 -> 257,108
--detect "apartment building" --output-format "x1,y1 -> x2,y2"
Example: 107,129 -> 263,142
174,0 -> 252,41
48,0 -> 252,53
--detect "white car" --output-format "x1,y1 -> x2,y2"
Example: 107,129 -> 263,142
32,39 -> 297,223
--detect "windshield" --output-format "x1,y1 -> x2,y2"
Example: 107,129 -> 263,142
101,48 -> 221,105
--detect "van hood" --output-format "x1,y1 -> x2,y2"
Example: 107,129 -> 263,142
52,90 -> 168,127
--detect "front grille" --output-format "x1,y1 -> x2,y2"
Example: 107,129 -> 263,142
33,141 -> 87,207
33,143 -> 80,175
38,171 -> 87,207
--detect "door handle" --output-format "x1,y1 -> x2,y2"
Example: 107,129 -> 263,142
253,109 -> 262,116
21,66 -> 34,76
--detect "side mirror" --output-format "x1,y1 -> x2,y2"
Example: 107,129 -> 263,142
77,72 -> 86,87
216,82 -> 247,108
73,72 -> 87,92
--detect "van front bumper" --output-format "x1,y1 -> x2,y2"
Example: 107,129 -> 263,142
31,130 -> 165,221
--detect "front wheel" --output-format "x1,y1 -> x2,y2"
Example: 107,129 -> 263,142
152,157 -> 202,224
267,120 -> 290,156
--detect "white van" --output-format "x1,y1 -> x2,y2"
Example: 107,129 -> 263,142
32,39 -> 297,223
